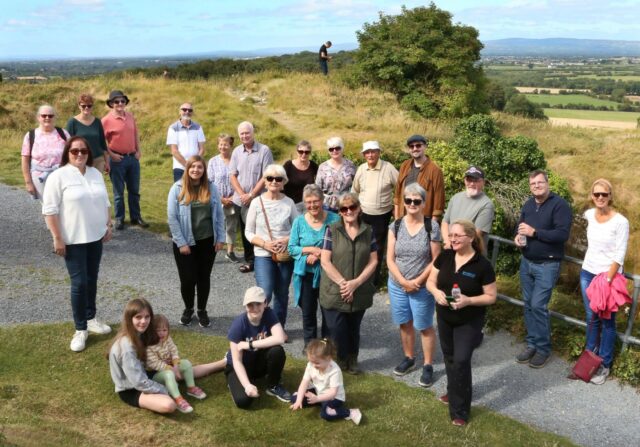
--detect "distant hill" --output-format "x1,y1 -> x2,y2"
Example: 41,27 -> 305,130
482,38 -> 640,57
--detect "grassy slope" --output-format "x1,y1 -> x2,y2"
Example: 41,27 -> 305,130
543,108 -> 640,122
0,323 -> 575,447
525,93 -> 619,107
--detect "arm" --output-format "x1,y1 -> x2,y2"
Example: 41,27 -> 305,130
229,341 -> 258,397
432,169 -> 446,218
134,118 -> 141,160
290,373 -> 313,410
21,156 -> 36,196
145,346 -> 172,372
237,322 -> 286,350
210,183 -> 225,251
307,386 -> 338,405
341,251 -> 378,301
413,241 -> 441,287
198,141 -> 205,157
102,206 -> 113,243
42,174 -> 65,255
287,218 -> 305,258
44,215 -> 66,256
351,166 -> 361,194
606,217 -> 630,281
386,229 -> 416,292
426,266 -> 448,306
441,220 -> 450,249
524,200 -> 572,243
121,348 -> 168,394
452,282 -> 497,310
170,145 -> 187,167
321,247 -> 347,286
166,185 -> 189,249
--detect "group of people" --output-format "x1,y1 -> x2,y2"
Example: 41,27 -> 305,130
26,90 -> 630,427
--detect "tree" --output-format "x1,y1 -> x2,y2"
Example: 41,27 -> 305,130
353,3 -> 487,118
503,94 -> 547,120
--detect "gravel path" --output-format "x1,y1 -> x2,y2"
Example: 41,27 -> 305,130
1,182 -> 637,447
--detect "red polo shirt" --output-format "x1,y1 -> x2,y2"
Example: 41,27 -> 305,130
102,111 -> 138,154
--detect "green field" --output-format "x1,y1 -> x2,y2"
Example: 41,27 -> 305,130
526,93 -> 618,107
543,108 -> 640,122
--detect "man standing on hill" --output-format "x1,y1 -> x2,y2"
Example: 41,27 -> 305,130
229,121 -> 273,273
515,169 -> 572,369
166,102 -> 206,182
102,90 -> 148,231
352,140 -> 398,286
394,134 -> 445,222
319,41 -> 332,75
441,166 -> 495,255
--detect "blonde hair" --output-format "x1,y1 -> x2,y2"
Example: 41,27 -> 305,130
306,338 -> 337,360
178,156 -> 211,205
154,314 -> 170,332
451,219 -> 484,254
591,178 -> 614,206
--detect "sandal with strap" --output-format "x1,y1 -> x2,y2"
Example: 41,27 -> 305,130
239,263 -> 254,273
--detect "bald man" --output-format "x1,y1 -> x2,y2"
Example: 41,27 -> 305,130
166,102 -> 206,182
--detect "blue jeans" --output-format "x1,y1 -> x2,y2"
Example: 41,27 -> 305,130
64,240 -> 103,330
290,390 -> 350,420
299,272 -> 328,346
519,258 -> 561,356
109,155 -> 141,221
254,256 -> 293,327
580,269 -> 617,367
173,168 -> 184,183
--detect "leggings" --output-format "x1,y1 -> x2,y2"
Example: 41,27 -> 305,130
172,236 -> 216,311
152,359 -> 195,398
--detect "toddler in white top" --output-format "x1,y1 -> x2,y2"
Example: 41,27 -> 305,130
290,338 -> 362,425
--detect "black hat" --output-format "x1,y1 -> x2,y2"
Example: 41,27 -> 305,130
106,90 -> 130,108
406,134 -> 427,146
464,166 -> 485,179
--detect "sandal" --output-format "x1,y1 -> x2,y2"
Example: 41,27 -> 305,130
239,263 -> 254,273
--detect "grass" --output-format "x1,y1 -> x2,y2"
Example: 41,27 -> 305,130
525,94 -> 619,108
0,323 -> 576,447
542,108 -> 640,122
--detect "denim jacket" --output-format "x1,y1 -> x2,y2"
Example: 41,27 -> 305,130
167,180 -> 224,247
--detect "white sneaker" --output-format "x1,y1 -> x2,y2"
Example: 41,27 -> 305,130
70,330 -> 89,352
87,318 -> 112,335
348,408 -> 362,425
590,366 -> 610,385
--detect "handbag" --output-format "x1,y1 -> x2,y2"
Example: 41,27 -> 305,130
571,315 -> 603,382
259,196 -> 293,263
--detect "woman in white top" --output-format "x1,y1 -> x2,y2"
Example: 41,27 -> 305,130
42,136 -> 113,352
245,164 -> 299,330
579,178 -> 629,384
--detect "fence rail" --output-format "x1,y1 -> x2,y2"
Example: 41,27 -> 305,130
488,235 -> 640,350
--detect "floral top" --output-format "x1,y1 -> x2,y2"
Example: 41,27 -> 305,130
315,159 -> 356,211
21,128 -> 69,177
208,155 -> 233,199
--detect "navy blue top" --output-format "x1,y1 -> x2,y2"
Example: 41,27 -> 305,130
226,307 -> 279,366
518,192 -> 572,261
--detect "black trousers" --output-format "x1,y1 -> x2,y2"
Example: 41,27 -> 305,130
323,308 -> 365,363
225,345 -> 286,408
436,310 -> 484,422
362,211 -> 392,286
234,204 -> 254,264
172,236 -> 216,311
299,273 -> 328,346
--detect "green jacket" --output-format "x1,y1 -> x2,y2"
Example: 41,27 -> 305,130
320,220 -> 376,313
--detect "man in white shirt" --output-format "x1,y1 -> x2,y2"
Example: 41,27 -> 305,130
166,102 -> 206,182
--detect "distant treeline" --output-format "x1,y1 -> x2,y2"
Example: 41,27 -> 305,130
125,51 -> 355,79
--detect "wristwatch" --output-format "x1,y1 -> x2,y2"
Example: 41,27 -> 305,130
249,340 -> 255,351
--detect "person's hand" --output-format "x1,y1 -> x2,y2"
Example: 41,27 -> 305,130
340,279 -> 358,297
245,384 -> 259,398
221,197 -> 232,206
240,193 -> 252,206
179,245 -> 191,255
134,151 -> 141,161
262,240 -> 276,254
402,279 -> 420,294
172,365 -> 183,381
514,234 -> 525,248
450,294 -> 470,310
102,226 -> 113,243
53,236 -> 66,257
290,399 -> 303,411
306,254 -> 319,265
104,161 -> 110,174
518,222 -> 535,237
304,391 -> 320,405
341,291 -> 354,303
443,240 -> 451,250
237,341 -> 250,351
214,242 -> 224,252
433,289 -> 448,306
25,182 -> 37,197
109,151 -> 122,162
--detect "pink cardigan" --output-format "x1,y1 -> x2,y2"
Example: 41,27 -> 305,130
586,272 -> 632,319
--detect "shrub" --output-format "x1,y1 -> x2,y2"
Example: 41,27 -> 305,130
503,94 -> 547,120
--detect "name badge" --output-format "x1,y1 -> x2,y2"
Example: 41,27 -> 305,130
462,271 -> 476,279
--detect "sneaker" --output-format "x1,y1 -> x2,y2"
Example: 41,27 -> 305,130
225,252 -> 240,263
70,330 -> 89,352
180,309 -> 194,326
187,386 -> 207,400
393,356 -> 416,376
516,346 -> 536,364
529,351 -> 551,369
418,364 -> 434,387
87,318 -> 111,335
266,384 -> 291,403
348,408 -> 362,425
197,310 -> 210,328
438,394 -> 449,405
174,396 -> 193,413
452,418 -> 467,427
590,365 -> 610,385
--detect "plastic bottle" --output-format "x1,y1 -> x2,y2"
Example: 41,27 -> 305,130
451,283 -> 461,300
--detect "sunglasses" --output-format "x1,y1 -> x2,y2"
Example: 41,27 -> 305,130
404,198 -> 423,206
79,104 -> 93,109
40,114 -> 55,119
266,176 -> 284,183
328,147 -> 342,153
69,148 -> 89,155
181,108 -> 193,112
593,192 -> 610,198
297,149 -> 311,155
408,143 -> 424,149
339,204 -> 359,213
112,99 -> 127,105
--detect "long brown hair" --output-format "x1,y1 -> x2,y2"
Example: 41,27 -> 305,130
177,155 -> 210,205
107,298 -> 158,361
451,219 -> 484,255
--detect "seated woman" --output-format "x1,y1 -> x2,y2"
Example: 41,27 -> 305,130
225,286 -> 291,408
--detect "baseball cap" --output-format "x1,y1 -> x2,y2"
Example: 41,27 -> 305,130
464,166 -> 485,179
243,286 -> 266,306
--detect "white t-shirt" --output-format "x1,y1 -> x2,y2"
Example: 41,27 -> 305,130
166,121 -> 206,169
244,194 -> 298,257
582,208 -> 629,275
42,164 -> 110,245
303,360 -> 345,402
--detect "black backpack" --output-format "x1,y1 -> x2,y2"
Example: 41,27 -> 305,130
28,127 -> 67,157
393,216 -> 432,243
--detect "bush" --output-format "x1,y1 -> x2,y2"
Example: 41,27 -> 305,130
503,94 -> 547,120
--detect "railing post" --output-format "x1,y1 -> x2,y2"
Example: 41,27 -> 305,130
622,276 -> 640,351
490,238 -> 500,269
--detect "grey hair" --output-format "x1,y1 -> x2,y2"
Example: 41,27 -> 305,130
237,121 -> 254,134
263,164 -> 288,185
37,104 -> 55,117
403,183 -> 426,202
326,136 -> 344,150
302,184 -> 324,202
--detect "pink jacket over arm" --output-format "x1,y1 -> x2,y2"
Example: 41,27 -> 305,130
586,272 -> 632,319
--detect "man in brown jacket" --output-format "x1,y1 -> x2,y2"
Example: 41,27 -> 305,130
393,134 -> 445,221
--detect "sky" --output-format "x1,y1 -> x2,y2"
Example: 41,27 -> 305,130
2,0 -> 640,59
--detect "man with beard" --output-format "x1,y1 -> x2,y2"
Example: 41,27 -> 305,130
166,102 -> 206,182
441,166 -> 495,255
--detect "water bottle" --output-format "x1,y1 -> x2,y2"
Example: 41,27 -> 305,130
518,233 -> 527,246
451,283 -> 461,300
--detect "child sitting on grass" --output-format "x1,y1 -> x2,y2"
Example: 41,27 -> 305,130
145,314 -> 212,413
290,338 -> 362,425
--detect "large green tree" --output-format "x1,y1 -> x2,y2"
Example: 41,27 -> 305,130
353,3 -> 487,118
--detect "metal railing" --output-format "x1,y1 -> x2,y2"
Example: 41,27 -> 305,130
488,235 -> 640,350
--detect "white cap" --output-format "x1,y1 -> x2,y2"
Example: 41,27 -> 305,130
243,286 -> 266,306
361,140 -> 381,152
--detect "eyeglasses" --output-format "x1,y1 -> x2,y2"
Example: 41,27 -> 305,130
79,104 -> 93,109
403,198 -> 423,206
297,149 -> 311,155
69,148 -> 89,155
40,114 -> 55,119
529,181 -> 547,186
408,143 -> 424,149
112,99 -> 127,105
339,204 -> 359,213
328,147 -> 342,153
266,176 -> 284,183
448,233 -> 468,240
181,108 -> 193,112
593,192 -> 610,198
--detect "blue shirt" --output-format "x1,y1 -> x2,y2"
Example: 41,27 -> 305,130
518,192 -> 572,261
226,307 -> 279,366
